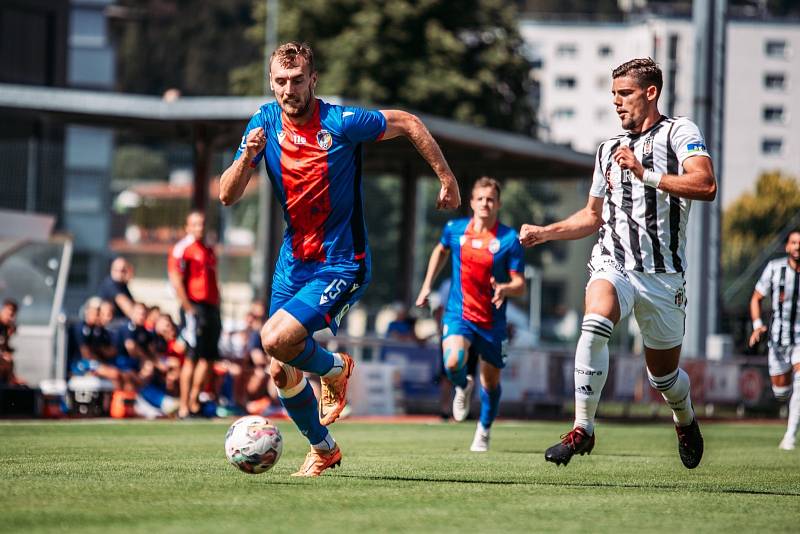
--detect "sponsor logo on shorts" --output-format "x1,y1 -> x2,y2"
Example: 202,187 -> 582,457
674,287 -> 685,307
334,304 -> 350,327
575,385 -> 594,396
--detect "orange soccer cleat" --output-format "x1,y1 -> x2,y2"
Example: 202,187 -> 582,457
290,445 -> 342,477
319,353 -> 354,426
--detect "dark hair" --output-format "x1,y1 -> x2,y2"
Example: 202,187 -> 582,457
787,229 -> 800,242
2,299 -> 18,312
472,176 -> 501,200
612,58 -> 663,96
270,41 -> 315,73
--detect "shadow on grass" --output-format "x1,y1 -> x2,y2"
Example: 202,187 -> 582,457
334,473 -> 800,497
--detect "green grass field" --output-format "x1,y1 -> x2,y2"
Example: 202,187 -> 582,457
1,418 -> 798,533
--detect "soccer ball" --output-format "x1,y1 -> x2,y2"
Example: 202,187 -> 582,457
224,415 -> 283,474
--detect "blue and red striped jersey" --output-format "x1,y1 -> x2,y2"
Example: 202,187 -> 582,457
235,99 -> 386,263
441,218 -> 525,331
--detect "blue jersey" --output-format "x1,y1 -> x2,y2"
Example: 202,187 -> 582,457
440,218 -> 525,334
235,99 -> 386,265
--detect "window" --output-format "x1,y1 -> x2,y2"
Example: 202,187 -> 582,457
763,106 -> 785,124
555,76 -> 577,89
553,108 -> 575,120
556,43 -> 578,57
764,73 -> 786,90
765,40 -> 787,58
598,45 -> 613,57
762,138 -> 783,155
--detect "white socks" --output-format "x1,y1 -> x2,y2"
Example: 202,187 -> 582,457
648,368 -> 694,426
786,372 -> 800,440
278,376 -> 308,399
573,314 -> 613,436
322,353 -> 345,378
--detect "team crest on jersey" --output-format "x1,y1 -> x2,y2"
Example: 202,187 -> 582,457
643,137 -> 653,155
317,129 -> 333,150
277,131 -> 286,144
489,239 -> 500,253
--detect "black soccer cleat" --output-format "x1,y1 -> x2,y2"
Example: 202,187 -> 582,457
675,418 -> 704,469
545,427 -> 595,466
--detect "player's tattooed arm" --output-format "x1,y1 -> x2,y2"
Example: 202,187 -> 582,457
613,146 -> 716,201
416,243 -> 451,308
520,195 -> 604,247
220,127 -> 266,206
379,110 -> 460,210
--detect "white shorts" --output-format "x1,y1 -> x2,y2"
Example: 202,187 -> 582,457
587,254 -> 686,350
768,345 -> 800,377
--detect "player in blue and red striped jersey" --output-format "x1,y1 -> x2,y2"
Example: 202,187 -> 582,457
416,177 -> 525,452
219,42 -> 460,477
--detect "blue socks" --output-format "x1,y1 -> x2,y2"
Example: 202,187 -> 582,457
286,337 -> 334,376
443,348 -> 468,388
479,384 -> 502,428
278,380 -> 328,446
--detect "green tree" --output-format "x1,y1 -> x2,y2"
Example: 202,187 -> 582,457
112,0 -> 259,95
231,0 -> 535,135
722,171 -> 800,307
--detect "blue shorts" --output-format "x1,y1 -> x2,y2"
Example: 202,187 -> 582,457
442,315 -> 507,369
270,252 -> 370,335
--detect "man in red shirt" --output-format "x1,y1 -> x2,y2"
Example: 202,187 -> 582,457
168,211 -> 222,418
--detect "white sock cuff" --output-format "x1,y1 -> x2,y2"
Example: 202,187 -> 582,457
278,377 -> 308,399
773,384 -> 792,399
582,313 -> 614,339
648,368 -> 680,392
312,432 -> 336,452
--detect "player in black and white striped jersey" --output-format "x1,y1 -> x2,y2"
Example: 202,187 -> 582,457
520,58 -> 716,469
750,229 -> 800,451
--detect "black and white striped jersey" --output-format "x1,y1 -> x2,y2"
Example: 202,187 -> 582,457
589,116 -> 711,274
755,257 -> 800,347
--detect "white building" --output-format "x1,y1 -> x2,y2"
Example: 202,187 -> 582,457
520,16 -> 800,206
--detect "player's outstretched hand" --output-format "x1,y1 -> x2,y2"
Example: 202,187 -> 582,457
245,127 -> 267,159
415,287 -> 431,308
612,146 -> 644,179
748,326 -> 768,348
436,178 -> 461,210
519,224 -> 549,248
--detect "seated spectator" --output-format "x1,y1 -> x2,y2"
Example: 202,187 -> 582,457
241,302 -> 279,414
385,302 -> 422,343
137,314 -> 183,417
70,297 -> 129,390
0,299 -> 20,385
98,257 -> 136,328
144,305 -> 161,332
114,302 -> 154,390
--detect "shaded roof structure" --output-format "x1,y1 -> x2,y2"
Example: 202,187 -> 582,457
0,82 -> 594,302
0,83 -> 593,178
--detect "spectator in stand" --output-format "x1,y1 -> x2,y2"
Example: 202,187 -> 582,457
168,211 -> 222,418
137,313 -> 183,417
70,297 -> 127,389
385,302 -> 422,343
114,301 -> 153,390
144,305 -> 162,332
98,257 -> 136,328
242,301 -> 280,414
0,299 -> 20,385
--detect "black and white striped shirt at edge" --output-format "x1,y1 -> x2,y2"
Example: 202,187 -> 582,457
589,115 -> 711,274
756,257 -> 800,347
